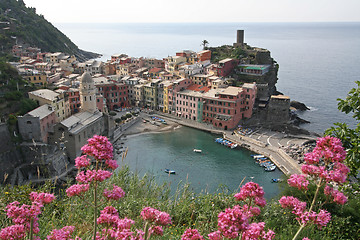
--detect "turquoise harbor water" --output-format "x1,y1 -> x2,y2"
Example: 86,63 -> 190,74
119,126 -> 283,199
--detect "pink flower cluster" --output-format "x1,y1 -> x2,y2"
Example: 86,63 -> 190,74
279,196 -> 331,229
75,155 -> 91,169
181,228 -> 204,240
324,185 -> 348,205
96,206 -> 144,240
0,192 -> 55,239
66,184 -> 90,197
76,169 -> 113,184
140,207 -> 172,226
81,135 -> 113,161
242,222 -> 275,240
302,136 -> 349,184
0,224 -> 26,240
207,182 -> 274,240
287,174 -> 309,190
234,182 -> 266,207
280,137 -> 350,235
103,185 -> 125,201
47,226 -> 81,240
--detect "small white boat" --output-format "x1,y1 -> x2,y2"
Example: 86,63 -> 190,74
193,149 -> 202,153
164,169 -> 176,174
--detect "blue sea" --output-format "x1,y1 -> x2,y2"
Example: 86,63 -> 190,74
55,22 -> 360,133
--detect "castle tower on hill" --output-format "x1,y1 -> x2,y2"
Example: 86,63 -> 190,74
80,72 -> 97,113
234,30 -> 245,47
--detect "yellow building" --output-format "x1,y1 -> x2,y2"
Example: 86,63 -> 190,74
162,81 -> 173,113
23,73 -> 47,87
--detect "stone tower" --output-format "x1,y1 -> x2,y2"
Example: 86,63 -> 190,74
234,30 -> 245,47
80,72 -> 97,113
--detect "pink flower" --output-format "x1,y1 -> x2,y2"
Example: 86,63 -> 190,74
105,159 -> 118,170
76,170 -> 95,183
279,196 -> 306,216
75,155 -> 91,169
116,217 -> 135,231
97,206 -> 119,226
46,226 -> 78,240
331,190 -> 348,205
76,170 -> 112,183
6,201 -> 41,234
302,238 -> 310,240
217,205 -> 249,239
208,230 -> 222,240
29,192 -> 55,205
301,164 -> 321,176
313,209 -> 331,229
81,135 -> 113,161
329,162 -> 350,183
66,184 -> 90,197
181,228 -> 204,240
287,174 -> 309,190
0,224 -> 26,240
242,222 -> 275,240
140,207 -> 171,226
103,185 -> 125,201
234,182 -> 266,208
149,226 -> 163,236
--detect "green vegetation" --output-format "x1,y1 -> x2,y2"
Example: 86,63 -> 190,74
209,45 -> 247,63
0,167 -> 359,239
0,0 -> 96,59
325,81 -> 360,183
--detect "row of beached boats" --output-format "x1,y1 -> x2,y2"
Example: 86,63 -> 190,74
251,154 -> 277,172
215,138 -> 238,149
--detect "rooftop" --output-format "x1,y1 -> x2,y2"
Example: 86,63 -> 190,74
61,111 -> 103,134
25,104 -> 54,120
29,89 -> 60,101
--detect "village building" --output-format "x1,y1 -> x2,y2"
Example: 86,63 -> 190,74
93,76 -> 129,110
202,83 -> 257,130
50,73 -> 107,161
175,84 -> 210,121
18,104 -> 56,143
28,89 -> 69,122
215,58 -> 238,77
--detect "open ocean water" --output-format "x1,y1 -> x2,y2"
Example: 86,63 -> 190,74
56,22 -> 360,134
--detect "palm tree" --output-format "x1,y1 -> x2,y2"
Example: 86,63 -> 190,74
201,40 -> 209,50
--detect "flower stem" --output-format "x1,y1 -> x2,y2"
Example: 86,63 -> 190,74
292,224 -> 305,240
292,179 -> 323,240
144,222 -> 149,240
29,218 -> 34,240
93,183 -> 98,240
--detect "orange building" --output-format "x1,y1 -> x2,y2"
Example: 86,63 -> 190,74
197,50 -> 211,62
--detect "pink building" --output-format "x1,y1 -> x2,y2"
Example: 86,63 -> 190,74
18,104 -> 57,143
175,84 -> 210,121
168,78 -> 192,114
202,83 -> 257,130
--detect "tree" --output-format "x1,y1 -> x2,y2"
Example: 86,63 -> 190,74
325,81 -> 360,181
201,40 -> 209,50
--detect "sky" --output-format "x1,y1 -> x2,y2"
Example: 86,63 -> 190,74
23,0 -> 360,23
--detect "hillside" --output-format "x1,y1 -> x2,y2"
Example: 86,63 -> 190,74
0,0 -> 99,61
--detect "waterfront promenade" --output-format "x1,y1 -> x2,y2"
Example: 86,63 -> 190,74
143,111 -> 317,176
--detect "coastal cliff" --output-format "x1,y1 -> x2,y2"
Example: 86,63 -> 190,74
0,0 -> 100,60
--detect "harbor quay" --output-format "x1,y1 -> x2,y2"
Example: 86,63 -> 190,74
140,111 -> 316,176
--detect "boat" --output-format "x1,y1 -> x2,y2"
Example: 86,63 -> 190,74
264,165 -> 276,171
214,138 -> 237,149
272,178 -> 282,183
193,149 -> 202,153
252,155 -> 265,159
164,169 -> 176,174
